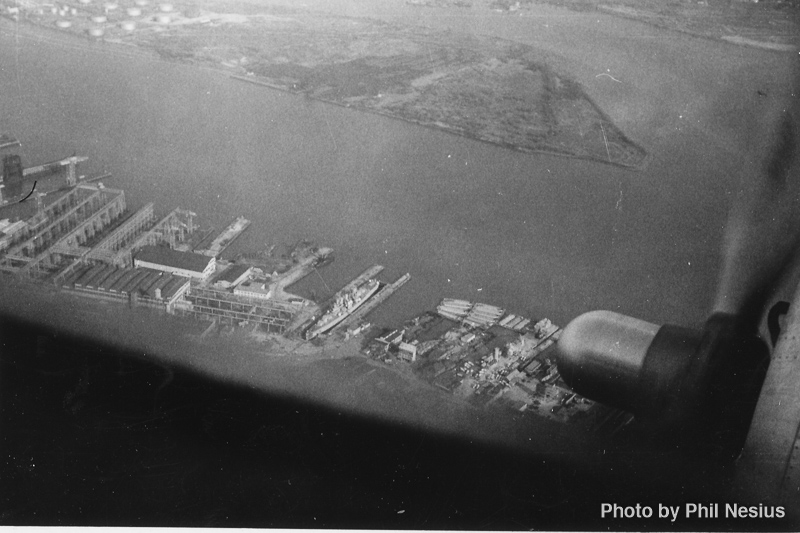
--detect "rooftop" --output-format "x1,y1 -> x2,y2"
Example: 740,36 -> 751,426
235,280 -> 271,295
215,264 -> 251,284
134,245 -> 213,273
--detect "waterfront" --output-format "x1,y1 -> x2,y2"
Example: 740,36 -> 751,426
2,8 -> 793,332
1,3 -> 798,528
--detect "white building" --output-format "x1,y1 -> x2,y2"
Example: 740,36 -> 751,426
233,280 -> 272,300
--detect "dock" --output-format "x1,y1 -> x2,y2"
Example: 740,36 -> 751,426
310,264 -> 384,320
335,264 -> 384,296
270,246 -> 335,295
336,272 -> 411,331
81,173 -> 112,184
195,216 -> 251,258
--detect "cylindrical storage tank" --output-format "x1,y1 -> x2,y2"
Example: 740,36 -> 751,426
103,2 -> 118,10
90,14 -> 107,22
158,3 -> 173,11
125,7 -> 141,16
134,0 -> 149,5
87,27 -> 104,37
55,19 -> 72,28
120,20 -> 136,31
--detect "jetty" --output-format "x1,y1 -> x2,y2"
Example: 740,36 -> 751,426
271,246 -> 334,294
336,272 -> 411,331
332,265 -> 384,298
195,216 -> 250,258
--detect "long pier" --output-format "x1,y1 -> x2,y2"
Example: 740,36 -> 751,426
336,272 -> 411,331
195,216 -> 250,257
271,246 -> 335,294
312,264 -> 384,316
337,264 -> 384,295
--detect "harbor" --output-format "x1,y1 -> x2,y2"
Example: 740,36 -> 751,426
0,139 -> 629,432
336,272 -> 412,332
195,216 -> 251,258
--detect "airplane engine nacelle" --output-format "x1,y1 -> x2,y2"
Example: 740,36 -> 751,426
556,310 -> 770,457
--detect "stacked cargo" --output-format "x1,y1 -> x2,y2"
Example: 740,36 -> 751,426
437,299 -> 506,328
436,298 -> 472,321
464,303 -> 504,328
499,314 -> 533,332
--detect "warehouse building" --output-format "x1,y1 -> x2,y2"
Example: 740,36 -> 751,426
133,245 -> 216,280
212,263 -> 253,289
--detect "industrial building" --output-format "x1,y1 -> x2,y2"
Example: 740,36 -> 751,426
133,245 -> 216,280
61,263 -> 191,312
179,285 -> 295,333
0,184 -> 128,280
212,263 -> 253,289
233,279 -> 272,299
0,146 -> 300,330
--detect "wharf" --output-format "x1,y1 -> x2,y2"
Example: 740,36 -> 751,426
271,246 -> 334,295
337,272 -> 411,330
0,135 -> 20,150
82,173 -> 112,184
337,264 -> 384,296
189,227 -> 217,252
195,216 -> 250,258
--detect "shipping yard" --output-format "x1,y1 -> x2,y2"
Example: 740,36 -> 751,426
362,302 -> 626,429
0,137 -> 628,431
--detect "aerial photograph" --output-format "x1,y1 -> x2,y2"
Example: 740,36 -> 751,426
0,0 -> 798,529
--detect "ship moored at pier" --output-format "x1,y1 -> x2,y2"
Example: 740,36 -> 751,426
305,278 -> 381,339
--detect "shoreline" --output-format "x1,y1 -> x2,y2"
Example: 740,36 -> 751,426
2,10 -> 649,170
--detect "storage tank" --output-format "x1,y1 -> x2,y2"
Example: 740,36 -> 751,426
90,14 -> 106,23
125,7 -> 141,16
120,21 -> 136,31
55,19 -> 72,28
158,3 -> 173,11
87,27 -> 104,37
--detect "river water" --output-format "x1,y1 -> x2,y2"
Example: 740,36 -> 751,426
1,8 -> 795,527
0,9 -> 793,330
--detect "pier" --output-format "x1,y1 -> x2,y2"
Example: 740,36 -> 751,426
336,272 -> 411,331
336,264 -> 384,296
270,246 -> 335,296
195,216 -> 251,258
307,264 -> 383,310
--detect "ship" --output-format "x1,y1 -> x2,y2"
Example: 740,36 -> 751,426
306,278 -> 381,339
